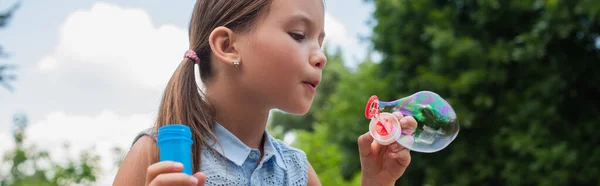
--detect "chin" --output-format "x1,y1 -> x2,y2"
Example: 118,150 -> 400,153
279,101 -> 313,115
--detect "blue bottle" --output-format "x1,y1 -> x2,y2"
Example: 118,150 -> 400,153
157,124 -> 193,175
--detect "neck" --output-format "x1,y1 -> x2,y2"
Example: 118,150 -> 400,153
206,81 -> 270,150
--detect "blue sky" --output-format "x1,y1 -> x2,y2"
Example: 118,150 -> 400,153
0,0 -> 376,184
0,0 -> 375,69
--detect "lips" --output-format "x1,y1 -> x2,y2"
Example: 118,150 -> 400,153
302,80 -> 319,94
302,80 -> 320,89
303,81 -> 317,88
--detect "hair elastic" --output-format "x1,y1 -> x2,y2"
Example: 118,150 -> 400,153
184,50 -> 200,64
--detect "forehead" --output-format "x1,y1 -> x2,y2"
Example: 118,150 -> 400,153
265,0 -> 325,26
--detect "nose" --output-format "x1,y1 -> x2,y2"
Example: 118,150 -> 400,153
309,49 -> 327,69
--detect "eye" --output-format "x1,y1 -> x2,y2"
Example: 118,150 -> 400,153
289,32 -> 306,42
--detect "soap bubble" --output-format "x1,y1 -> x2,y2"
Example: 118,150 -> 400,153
365,91 -> 459,153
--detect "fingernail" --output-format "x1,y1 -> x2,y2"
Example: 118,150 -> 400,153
364,136 -> 372,143
174,162 -> 183,168
190,177 -> 198,184
404,127 -> 414,135
400,118 -> 407,124
389,152 -> 397,157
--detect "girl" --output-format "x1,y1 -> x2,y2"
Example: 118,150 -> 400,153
113,0 -> 416,185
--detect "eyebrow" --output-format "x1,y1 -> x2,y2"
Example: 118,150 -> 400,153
287,14 -> 326,39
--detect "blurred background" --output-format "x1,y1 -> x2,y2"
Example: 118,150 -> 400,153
1,0 -> 599,185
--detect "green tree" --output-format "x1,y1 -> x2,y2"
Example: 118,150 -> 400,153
0,114 -> 101,186
366,0 -> 600,185
0,1 -> 19,56
0,1 -> 19,91
292,123 -> 362,186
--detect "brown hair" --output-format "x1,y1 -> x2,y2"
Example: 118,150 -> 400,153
154,0 -> 271,173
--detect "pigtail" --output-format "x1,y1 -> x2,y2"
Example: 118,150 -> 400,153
154,57 -> 216,173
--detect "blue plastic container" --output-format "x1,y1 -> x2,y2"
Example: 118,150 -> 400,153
157,124 -> 193,175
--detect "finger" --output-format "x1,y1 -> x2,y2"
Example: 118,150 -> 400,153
358,132 -> 374,157
193,172 -> 207,186
388,142 -> 405,153
400,116 -> 418,135
388,148 -> 411,168
149,172 -> 198,186
146,161 -> 184,185
392,111 -> 404,118
392,111 -> 404,120
371,140 -> 383,156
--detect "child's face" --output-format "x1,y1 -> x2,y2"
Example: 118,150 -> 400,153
237,0 -> 326,115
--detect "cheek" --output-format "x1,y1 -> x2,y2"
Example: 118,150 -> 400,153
240,31 -> 311,109
245,33 -> 304,85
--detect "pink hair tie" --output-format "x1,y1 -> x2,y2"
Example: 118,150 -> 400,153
184,50 -> 200,64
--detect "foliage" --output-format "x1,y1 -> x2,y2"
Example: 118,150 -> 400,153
0,1 -> 20,91
292,123 -> 362,186
0,114 -> 101,186
367,0 -> 600,185
278,0 -> 600,185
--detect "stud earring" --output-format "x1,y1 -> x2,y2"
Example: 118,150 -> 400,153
233,59 -> 240,68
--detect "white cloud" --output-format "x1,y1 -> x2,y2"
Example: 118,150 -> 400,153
38,56 -> 58,71
25,2 -> 192,184
323,12 -> 368,68
324,13 -> 350,50
24,110 -> 154,185
43,2 -> 189,91
0,2 -> 190,185
0,2 -> 190,126
0,131 -> 14,155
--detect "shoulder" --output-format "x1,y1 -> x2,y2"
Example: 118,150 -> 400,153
132,127 -> 157,145
269,135 -> 308,173
113,134 -> 158,185
269,135 -> 321,186
270,136 -> 308,162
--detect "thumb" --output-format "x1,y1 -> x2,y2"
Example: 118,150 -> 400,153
357,132 -> 374,157
193,172 -> 207,186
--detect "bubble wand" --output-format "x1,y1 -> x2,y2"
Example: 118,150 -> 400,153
365,91 -> 459,153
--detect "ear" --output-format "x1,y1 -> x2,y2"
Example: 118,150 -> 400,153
209,26 -> 240,66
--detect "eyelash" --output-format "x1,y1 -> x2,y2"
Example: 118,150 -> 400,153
289,32 -> 306,42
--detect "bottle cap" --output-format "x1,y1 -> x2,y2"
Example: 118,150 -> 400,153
157,124 -> 192,142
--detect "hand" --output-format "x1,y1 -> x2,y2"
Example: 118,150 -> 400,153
145,161 -> 207,186
358,112 -> 417,186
